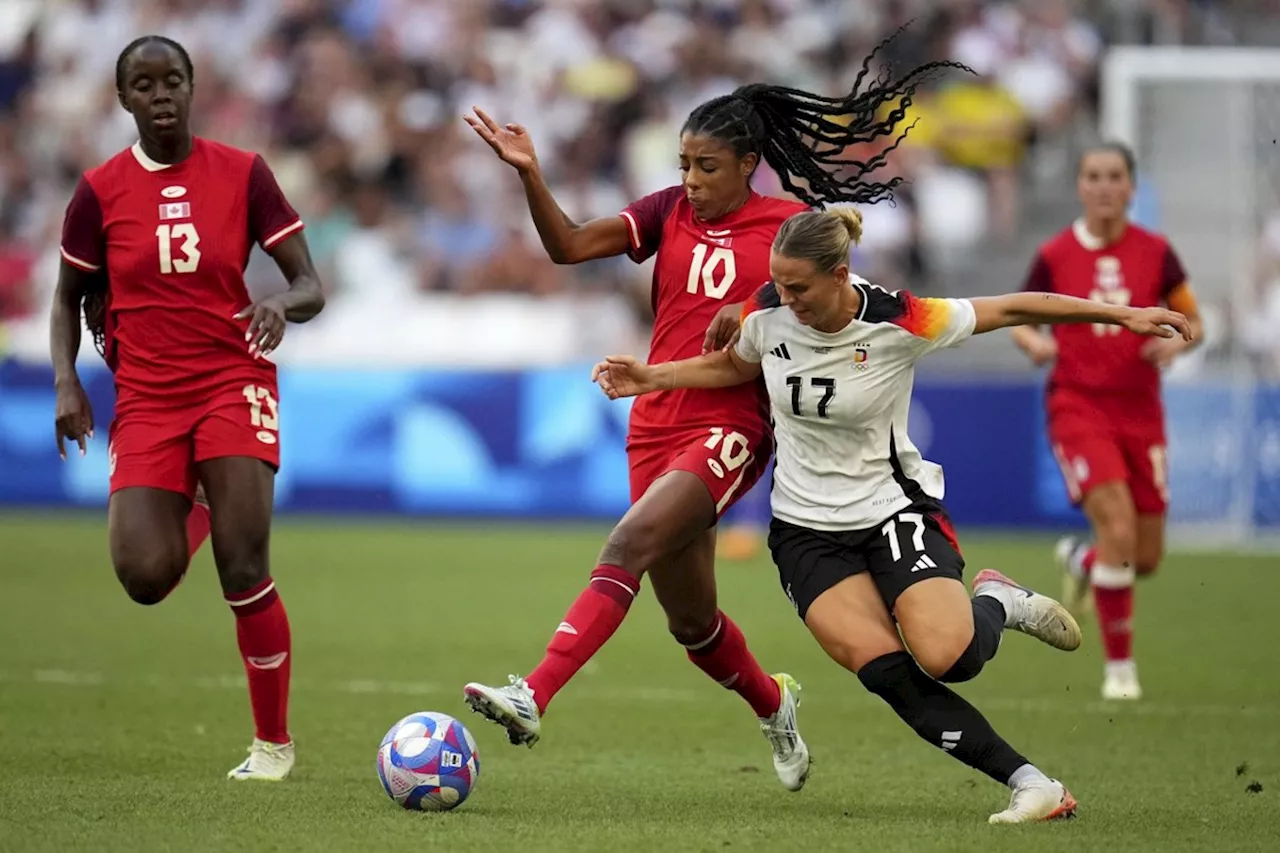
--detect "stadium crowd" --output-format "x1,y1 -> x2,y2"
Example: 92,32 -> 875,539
0,0 -> 1266,364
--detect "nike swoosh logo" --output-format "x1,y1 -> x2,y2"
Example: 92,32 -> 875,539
246,652 -> 289,670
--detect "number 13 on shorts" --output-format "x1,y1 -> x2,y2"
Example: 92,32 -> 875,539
243,384 -> 280,445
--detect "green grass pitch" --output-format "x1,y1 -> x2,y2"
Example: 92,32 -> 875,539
1,515 -> 1276,852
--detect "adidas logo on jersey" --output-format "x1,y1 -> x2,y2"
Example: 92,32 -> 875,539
910,554 -> 938,573
769,343 -> 792,360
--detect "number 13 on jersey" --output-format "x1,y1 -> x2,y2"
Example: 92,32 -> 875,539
156,223 -> 201,274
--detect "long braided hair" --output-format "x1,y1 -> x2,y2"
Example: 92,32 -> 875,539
81,36 -> 196,356
682,30 -> 971,209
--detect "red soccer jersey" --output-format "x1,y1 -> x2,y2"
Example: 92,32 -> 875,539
1023,219 -> 1188,417
60,138 -> 304,403
621,188 -> 807,437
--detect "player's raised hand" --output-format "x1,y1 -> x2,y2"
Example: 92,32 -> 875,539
54,377 -> 94,459
464,107 -> 538,172
1121,306 -> 1192,341
235,295 -> 288,359
703,302 -> 744,354
592,355 -> 663,399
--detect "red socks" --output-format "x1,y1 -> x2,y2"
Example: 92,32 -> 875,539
684,611 -> 781,718
523,569 -> 780,721
1090,560 -> 1135,663
226,578 -> 292,744
526,565 -> 640,714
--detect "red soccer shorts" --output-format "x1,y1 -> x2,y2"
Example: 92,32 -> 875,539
108,381 -> 282,499
1048,402 -> 1168,515
627,426 -> 773,518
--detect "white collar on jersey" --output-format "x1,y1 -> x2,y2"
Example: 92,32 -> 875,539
1072,218 -> 1116,251
131,142 -> 175,172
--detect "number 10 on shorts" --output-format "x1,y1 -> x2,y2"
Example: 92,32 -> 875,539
243,384 -> 280,445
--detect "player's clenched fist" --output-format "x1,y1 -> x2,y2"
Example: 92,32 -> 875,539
54,377 -> 94,459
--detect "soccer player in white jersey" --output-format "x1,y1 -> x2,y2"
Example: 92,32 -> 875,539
593,207 -> 1192,824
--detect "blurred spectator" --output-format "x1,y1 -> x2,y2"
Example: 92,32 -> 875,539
0,0 -> 1260,365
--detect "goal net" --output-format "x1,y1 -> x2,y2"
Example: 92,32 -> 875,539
1101,47 -> 1280,550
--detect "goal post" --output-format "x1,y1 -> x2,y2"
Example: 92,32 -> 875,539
1100,47 -> 1280,551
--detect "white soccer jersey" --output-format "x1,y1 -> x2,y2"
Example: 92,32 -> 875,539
735,278 -> 977,531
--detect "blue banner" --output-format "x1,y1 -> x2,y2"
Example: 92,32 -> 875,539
2,360 -> 1276,531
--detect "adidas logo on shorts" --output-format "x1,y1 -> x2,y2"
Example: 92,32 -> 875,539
910,554 -> 938,573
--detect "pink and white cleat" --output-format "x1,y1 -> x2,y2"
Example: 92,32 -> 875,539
974,569 -> 1082,652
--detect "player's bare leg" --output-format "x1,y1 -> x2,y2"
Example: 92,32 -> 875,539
464,472 -> 705,746
200,457 -> 294,780
108,487 -> 194,605
650,521 -> 807,791
1134,513 -> 1165,578
1082,482 -> 1141,700
465,471 -> 802,789
718,477 -> 769,561
811,574 -> 1076,823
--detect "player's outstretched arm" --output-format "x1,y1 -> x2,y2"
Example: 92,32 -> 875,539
50,261 -> 96,458
464,107 -> 630,264
971,292 -> 1193,341
592,351 -> 761,399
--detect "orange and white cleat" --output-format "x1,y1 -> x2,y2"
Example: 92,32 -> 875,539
989,778 -> 1078,824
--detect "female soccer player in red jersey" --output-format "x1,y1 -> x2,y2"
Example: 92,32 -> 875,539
461,47 -> 965,790
1011,143 -> 1203,701
50,36 -> 325,780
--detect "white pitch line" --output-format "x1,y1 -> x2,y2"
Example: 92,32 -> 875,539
10,669 -> 1280,719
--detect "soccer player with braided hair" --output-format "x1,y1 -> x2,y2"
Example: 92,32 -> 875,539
462,45 -> 963,790
51,36 -> 325,780
593,206 -> 1191,822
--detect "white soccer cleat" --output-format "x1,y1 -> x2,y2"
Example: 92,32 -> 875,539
1054,536 -> 1093,618
463,675 -> 542,747
989,777 -> 1078,824
227,738 -> 295,781
1102,661 -> 1143,700
759,673 -> 810,792
974,568 -> 1082,652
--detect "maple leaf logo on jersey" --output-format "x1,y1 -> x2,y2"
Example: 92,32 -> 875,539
158,202 -> 191,220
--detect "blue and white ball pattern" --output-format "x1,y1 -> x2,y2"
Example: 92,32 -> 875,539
377,712 -> 480,811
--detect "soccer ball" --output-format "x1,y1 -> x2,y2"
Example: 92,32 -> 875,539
376,712 -> 480,812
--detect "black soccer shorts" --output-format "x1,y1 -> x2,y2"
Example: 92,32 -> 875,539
767,497 -> 966,621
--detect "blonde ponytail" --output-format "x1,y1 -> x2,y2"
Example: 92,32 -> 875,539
772,207 -> 864,273
827,207 -> 863,246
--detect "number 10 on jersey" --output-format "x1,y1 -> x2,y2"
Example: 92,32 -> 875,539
687,243 -> 736,299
